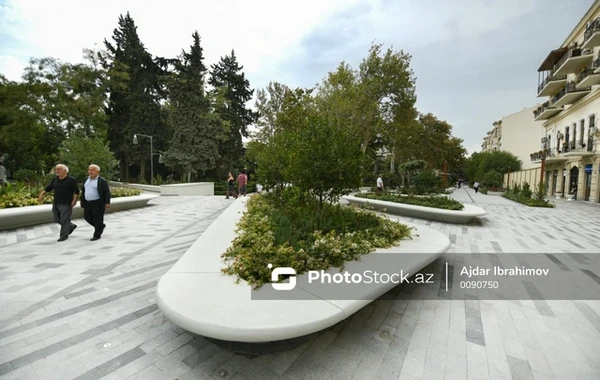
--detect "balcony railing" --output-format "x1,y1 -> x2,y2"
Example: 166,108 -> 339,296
584,19 -> 600,43
551,82 -> 591,105
554,47 -> 592,71
538,72 -> 567,94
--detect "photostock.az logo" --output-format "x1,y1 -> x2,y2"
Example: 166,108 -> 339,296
268,263 -> 297,290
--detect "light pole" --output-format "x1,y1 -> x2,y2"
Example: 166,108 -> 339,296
133,133 -> 155,185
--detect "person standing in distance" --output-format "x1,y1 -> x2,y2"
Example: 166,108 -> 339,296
80,164 -> 111,241
38,164 -> 80,242
376,174 -> 384,194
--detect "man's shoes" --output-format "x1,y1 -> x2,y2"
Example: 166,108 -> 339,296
57,236 -> 68,242
69,224 -> 77,235
91,236 -> 100,241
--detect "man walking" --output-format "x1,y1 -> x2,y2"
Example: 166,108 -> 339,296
80,164 -> 111,241
38,164 -> 80,242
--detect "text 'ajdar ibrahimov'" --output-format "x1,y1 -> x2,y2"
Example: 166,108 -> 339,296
461,265 -> 550,278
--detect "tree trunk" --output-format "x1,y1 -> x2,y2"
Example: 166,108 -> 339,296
140,160 -> 146,183
187,171 -> 191,183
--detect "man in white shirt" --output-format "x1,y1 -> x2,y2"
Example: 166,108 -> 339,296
81,164 -> 111,241
376,175 -> 384,193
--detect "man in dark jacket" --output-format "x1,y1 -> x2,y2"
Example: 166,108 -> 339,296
38,164 -> 80,242
80,164 -> 111,241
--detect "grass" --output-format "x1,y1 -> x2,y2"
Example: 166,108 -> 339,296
221,191 -> 414,288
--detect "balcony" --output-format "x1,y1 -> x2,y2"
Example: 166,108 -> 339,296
530,148 -> 567,163
537,73 -> 567,97
582,19 -> 600,49
533,102 -> 563,121
551,82 -> 591,107
554,47 -> 594,76
562,140 -> 595,157
576,58 -> 600,89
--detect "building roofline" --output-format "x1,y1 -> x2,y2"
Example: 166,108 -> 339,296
561,0 -> 600,47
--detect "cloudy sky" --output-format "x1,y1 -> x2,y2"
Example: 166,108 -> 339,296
0,0 -> 595,154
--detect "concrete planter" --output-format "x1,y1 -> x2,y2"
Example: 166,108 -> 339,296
342,194 -> 486,224
160,182 -> 214,196
0,194 -> 158,231
156,197 -> 450,343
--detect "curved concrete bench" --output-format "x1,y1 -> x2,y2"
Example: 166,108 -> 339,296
0,194 -> 158,230
156,196 -> 450,343
342,194 -> 486,224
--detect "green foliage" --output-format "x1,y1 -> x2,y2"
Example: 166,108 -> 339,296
466,151 -> 521,183
209,50 -> 258,172
0,184 -> 140,209
58,134 -> 118,181
220,193 -> 413,288
164,33 -> 227,181
481,169 -> 503,189
502,181 -> 554,208
110,187 -> 141,197
356,192 -> 464,210
256,91 -> 365,209
412,171 -> 441,194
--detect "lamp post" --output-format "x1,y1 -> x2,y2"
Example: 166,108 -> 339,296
133,133 -> 155,185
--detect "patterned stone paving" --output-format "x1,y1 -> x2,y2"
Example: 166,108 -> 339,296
0,189 -> 599,380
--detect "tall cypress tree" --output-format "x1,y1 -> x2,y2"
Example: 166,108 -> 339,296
164,31 -> 226,182
208,50 -> 257,173
103,12 -> 165,182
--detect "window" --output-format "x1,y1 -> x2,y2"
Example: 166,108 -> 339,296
580,120 -> 585,145
573,123 -> 577,145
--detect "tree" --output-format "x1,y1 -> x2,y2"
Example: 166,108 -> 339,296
257,88 -> 365,212
103,12 -> 167,181
252,81 -> 288,144
0,75 -> 56,173
316,43 -> 417,158
58,133 -> 119,181
22,55 -> 109,139
164,31 -> 227,182
209,50 -> 257,173
466,151 -> 521,184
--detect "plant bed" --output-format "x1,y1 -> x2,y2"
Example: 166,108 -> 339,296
501,193 -> 555,208
355,192 -> 464,210
343,193 -> 486,224
221,192 -> 414,288
155,195 -> 450,343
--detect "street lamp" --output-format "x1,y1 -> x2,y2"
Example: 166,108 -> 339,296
133,133 -> 155,185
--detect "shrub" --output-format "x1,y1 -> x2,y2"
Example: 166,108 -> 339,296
412,171 -> 441,194
356,192 -> 464,210
221,192 -> 414,288
111,187 -> 142,197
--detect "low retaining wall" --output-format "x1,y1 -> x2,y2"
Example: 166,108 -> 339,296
342,195 -> 486,224
160,182 -> 214,196
0,194 -> 158,231
156,196 -> 450,343
107,181 -> 161,193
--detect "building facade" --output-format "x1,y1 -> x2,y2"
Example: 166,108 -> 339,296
530,1 -> 600,202
480,121 -> 502,153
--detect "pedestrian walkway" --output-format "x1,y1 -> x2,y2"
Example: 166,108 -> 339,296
0,193 -> 599,379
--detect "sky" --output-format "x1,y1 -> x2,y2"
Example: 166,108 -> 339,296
0,0 -> 596,155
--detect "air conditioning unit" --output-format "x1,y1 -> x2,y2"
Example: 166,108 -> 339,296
541,137 -> 548,143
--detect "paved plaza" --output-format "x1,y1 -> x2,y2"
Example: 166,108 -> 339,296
0,189 -> 599,379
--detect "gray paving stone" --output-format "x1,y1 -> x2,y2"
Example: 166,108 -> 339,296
0,193 -> 599,379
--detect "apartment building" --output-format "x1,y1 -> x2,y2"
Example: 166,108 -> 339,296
480,121 -> 502,152
532,0 -> 600,202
